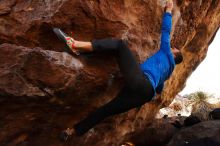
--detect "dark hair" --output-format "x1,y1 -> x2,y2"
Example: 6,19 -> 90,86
174,51 -> 183,64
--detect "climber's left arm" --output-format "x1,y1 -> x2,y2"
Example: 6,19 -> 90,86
160,0 -> 173,52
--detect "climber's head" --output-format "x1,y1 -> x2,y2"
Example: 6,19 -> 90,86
171,47 -> 183,64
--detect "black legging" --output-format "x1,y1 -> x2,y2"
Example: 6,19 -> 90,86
74,39 -> 154,136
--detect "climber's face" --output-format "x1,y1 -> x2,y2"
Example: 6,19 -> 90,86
171,47 -> 180,58
171,47 -> 183,64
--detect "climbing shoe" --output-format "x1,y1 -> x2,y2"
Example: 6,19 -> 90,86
53,27 -> 80,55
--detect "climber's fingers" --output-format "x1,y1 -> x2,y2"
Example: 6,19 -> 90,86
166,0 -> 173,9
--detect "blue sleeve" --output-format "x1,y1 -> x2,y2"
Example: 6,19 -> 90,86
160,13 -> 172,52
156,83 -> 164,94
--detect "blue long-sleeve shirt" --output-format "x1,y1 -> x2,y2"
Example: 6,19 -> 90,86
140,13 -> 175,95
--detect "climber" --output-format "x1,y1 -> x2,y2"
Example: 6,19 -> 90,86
53,0 -> 183,141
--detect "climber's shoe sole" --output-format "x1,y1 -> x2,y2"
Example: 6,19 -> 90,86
59,130 -> 69,142
53,28 -> 79,55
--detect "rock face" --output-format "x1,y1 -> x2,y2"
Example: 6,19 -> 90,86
0,43 -> 82,97
119,118 -> 182,146
167,120 -> 220,146
0,0 -> 220,146
0,43 -> 112,98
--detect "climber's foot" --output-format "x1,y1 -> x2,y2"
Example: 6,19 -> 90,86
121,142 -> 135,146
59,128 -> 75,142
53,28 -> 80,55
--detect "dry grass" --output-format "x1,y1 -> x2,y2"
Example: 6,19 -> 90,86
191,101 -> 213,121
170,103 -> 182,112
187,91 -> 214,121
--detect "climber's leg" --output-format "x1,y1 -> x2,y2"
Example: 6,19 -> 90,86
53,29 -> 146,89
54,36 -> 151,91
74,83 -> 154,136
92,39 -> 148,90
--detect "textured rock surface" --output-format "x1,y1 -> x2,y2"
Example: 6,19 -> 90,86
119,117 -> 183,146
0,43 -> 82,97
0,43 -> 113,98
0,0 -> 220,146
167,120 -> 220,146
